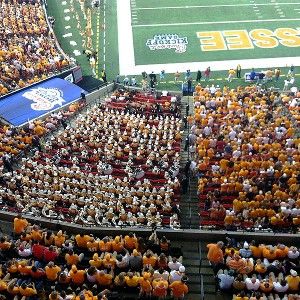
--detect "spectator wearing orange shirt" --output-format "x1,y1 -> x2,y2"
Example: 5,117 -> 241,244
99,237 -> 112,252
65,249 -> 84,266
124,232 -> 137,250
207,241 -> 224,272
45,262 -> 61,281
75,233 -> 92,249
152,277 -> 168,299
69,265 -> 85,286
13,215 -> 29,235
169,276 -> 189,300
89,253 -> 102,268
96,270 -> 113,287
139,273 -> 152,298
111,236 -> 124,253
143,250 -> 158,268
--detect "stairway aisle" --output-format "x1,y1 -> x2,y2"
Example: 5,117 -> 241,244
179,96 -> 200,229
199,242 -> 232,300
180,240 -> 201,300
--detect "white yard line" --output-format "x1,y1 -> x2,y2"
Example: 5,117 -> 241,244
135,3 -> 300,10
117,0 -> 136,75
103,0 -> 107,70
117,0 -> 300,75
132,18 -> 300,27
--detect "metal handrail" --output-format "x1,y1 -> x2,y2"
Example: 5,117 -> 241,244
200,274 -> 204,300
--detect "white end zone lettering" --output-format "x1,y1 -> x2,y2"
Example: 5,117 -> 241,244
146,33 -> 188,53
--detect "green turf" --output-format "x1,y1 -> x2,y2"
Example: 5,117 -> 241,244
47,0 -> 300,84
133,21 -> 300,65
104,0 -> 119,80
47,0 -> 104,76
132,0 -> 300,65
134,0 -> 300,7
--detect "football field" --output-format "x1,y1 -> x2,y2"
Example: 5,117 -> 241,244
118,0 -> 300,75
47,0 -> 300,82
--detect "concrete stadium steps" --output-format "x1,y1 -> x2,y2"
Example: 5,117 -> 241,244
179,96 -> 200,229
181,241 -> 201,298
199,242 -> 232,300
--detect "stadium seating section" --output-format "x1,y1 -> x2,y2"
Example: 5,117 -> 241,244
193,84 -> 300,232
0,216 -> 188,299
207,239 -> 300,300
0,0 -> 69,95
0,92 -> 182,229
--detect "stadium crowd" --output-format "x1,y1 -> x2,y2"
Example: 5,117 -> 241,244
191,83 -> 300,231
0,100 -> 83,164
207,239 -> 300,300
0,93 -> 182,228
0,215 -> 188,299
0,0 -> 69,95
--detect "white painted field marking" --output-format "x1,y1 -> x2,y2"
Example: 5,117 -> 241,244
65,26 -> 71,29
64,9 -> 70,13
132,18 -> 300,27
70,41 -> 77,46
63,33 -> 72,38
117,0 -> 135,75
73,50 -> 81,56
135,3 -> 300,10
103,0 -> 107,70
64,16 -> 70,21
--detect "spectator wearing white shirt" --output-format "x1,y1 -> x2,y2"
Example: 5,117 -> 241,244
169,266 -> 185,283
217,269 -> 234,290
245,276 -> 260,291
203,126 -> 212,137
288,247 -> 300,260
168,257 -> 182,271
153,268 -> 169,281
228,129 -> 237,140
273,279 -> 289,293
232,148 -> 241,159
18,244 -> 32,257
209,84 -> 216,95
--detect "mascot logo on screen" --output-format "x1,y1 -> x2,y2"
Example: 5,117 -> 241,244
23,88 -> 65,111
146,34 -> 188,53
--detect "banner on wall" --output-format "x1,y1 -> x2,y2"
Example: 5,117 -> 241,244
0,78 -> 86,126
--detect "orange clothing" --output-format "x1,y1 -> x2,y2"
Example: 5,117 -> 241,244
250,246 -> 262,258
75,234 -> 91,248
97,273 -> 113,286
0,241 -> 11,250
139,277 -> 152,293
152,279 -> 168,297
20,286 -> 37,297
286,275 -> 300,291
70,269 -> 85,285
207,244 -> 223,264
31,229 -> 43,241
14,217 -> 28,234
143,256 -> 157,267
169,281 -> 188,298
98,240 -> 112,252
45,265 -> 61,281
54,235 -> 65,247
65,253 -> 80,265
112,240 -> 124,252
124,235 -> 137,250
87,240 -> 99,252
